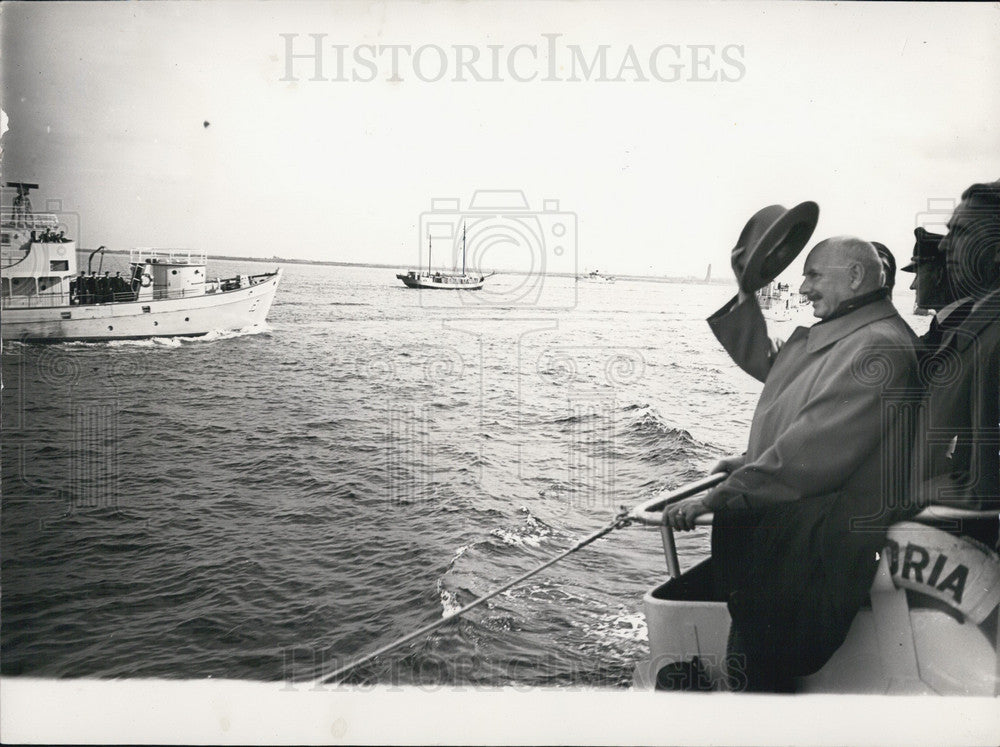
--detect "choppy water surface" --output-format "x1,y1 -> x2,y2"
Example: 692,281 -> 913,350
1,261 -> 929,685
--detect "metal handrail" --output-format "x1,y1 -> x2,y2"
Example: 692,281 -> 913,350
629,474 -> 725,578
2,291 -> 74,308
0,212 -> 59,229
129,247 -> 208,265
2,273 -> 276,309
631,474 -> 999,577
2,287 -> 205,308
629,473 -> 726,523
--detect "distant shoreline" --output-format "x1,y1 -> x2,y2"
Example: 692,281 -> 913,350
82,248 -> 736,286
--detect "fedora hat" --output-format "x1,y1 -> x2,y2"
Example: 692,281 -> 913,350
902,226 -> 945,273
731,201 -> 820,293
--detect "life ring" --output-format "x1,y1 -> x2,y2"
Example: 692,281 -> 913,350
140,273 -> 153,288
885,522 -> 1000,623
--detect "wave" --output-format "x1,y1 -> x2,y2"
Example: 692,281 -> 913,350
489,507 -> 554,548
35,324 -> 272,349
437,583 -> 464,618
434,508 -> 559,619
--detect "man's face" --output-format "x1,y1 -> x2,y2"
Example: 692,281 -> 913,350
909,261 -> 949,310
799,246 -> 855,319
940,198 -> 999,300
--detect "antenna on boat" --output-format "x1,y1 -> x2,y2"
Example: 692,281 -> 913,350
427,232 -> 432,275
6,181 -> 39,225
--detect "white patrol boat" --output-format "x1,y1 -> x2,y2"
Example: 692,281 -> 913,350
630,475 -> 1000,695
1,183 -> 281,342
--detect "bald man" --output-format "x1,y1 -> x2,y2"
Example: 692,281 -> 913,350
667,236 -> 919,691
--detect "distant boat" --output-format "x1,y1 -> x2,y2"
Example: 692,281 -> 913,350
755,280 -> 800,321
1,182 -> 281,341
396,224 -> 489,290
704,264 -> 712,283
576,269 -> 616,283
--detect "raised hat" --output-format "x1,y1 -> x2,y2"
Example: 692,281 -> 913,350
731,201 -> 820,293
901,226 -> 945,273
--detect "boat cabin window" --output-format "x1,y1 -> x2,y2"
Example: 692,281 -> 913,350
38,276 -> 62,292
9,277 -> 37,297
49,260 -> 69,272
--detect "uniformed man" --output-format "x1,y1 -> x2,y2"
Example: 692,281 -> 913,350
85,271 -> 97,305
112,271 -> 128,301
96,271 -> 110,303
902,226 -> 973,356
70,271 -> 84,305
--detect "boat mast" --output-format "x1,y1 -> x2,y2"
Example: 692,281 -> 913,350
428,232 -> 432,275
462,223 -> 466,276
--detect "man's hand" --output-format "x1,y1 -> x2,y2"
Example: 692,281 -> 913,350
710,454 -> 746,475
664,496 -> 711,532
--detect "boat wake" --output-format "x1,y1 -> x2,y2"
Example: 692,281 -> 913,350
51,324 -> 273,348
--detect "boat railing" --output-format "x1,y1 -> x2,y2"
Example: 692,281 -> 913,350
130,247 -> 208,266
1,286 -> 220,309
2,291 -> 74,309
1,290 -> 141,309
0,211 -> 60,230
630,475 -> 1000,577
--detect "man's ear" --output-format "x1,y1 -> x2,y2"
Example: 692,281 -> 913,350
848,262 -> 865,290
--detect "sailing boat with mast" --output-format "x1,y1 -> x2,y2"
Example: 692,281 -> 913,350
396,223 -> 490,290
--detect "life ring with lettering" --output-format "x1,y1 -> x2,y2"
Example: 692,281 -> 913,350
885,522 -> 1000,624
140,273 -> 153,288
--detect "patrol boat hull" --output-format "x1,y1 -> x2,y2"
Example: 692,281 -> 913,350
1,271 -> 280,342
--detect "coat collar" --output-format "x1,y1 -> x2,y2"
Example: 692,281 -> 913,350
805,298 -> 899,353
943,290 -> 1000,352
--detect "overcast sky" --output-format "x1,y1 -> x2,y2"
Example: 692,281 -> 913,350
3,1 -> 998,279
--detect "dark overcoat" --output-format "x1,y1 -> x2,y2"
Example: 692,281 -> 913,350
705,294 -> 919,677
914,289 -> 1000,522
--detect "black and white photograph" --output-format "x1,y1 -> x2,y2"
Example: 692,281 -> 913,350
1,1 -> 999,743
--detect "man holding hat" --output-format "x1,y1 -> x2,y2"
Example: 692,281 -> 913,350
665,203 -> 920,691
911,180 -> 1000,549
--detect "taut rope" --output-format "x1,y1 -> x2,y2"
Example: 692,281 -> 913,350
311,507 -> 634,686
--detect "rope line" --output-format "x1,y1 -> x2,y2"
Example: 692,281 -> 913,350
312,507 -> 633,686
